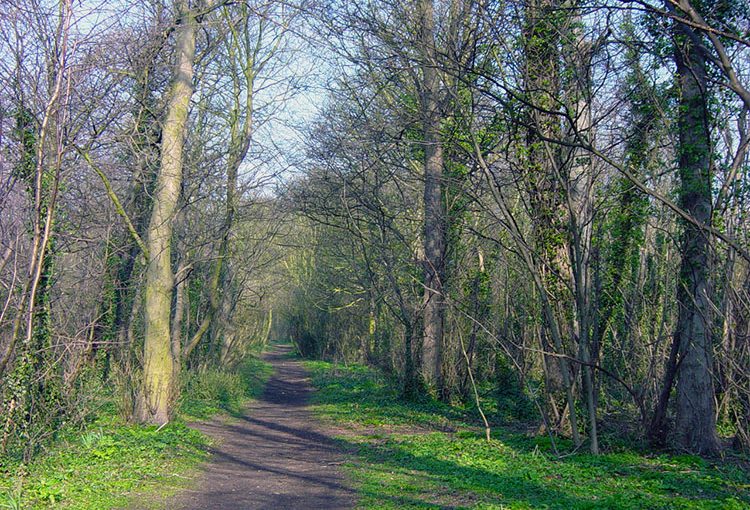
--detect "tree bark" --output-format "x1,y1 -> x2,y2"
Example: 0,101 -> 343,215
672,12 -> 720,455
565,16 -> 598,454
523,0 -> 582,447
138,0 -> 197,425
419,0 -> 446,395
171,263 -> 188,367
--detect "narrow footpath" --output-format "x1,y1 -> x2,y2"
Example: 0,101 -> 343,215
174,345 -> 356,509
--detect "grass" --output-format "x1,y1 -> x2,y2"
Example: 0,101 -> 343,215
305,360 -> 750,510
179,356 -> 273,419
0,420 -> 207,509
0,354 -> 273,509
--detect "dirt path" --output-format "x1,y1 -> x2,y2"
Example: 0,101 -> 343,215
173,345 -> 356,509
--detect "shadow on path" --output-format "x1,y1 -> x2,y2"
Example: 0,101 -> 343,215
172,345 -> 356,510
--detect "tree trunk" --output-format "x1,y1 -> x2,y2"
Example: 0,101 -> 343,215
523,0 -> 582,447
138,0 -> 197,425
672,13 -> 720,455
733,266 -> 750,451
171,264 -> 188,368
419,0 -> 446,395
565,19 -> 598,454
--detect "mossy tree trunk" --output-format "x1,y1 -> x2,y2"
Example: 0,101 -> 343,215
522,0 -> 581,447
138,0 -> 197,425
671,12 -> 720,455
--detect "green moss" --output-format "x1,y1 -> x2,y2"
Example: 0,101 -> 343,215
306,360 -> 750,509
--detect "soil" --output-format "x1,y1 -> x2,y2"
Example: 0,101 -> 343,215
172,345 -> 356,509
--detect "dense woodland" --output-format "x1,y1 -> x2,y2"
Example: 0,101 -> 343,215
1,0 -> 749,468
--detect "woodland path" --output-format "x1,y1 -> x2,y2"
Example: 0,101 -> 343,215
173,345 -> 356,509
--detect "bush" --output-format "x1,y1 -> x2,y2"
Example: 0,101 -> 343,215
495,359 -> 537,422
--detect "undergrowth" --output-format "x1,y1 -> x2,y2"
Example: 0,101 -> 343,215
305,360 -> 750,510
179,356 -> 273,419
0,420 -> 206,509
0,354 -> 272,509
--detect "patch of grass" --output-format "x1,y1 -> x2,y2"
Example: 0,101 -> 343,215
305,360 -> 468,430
0,419 -> 207,509
179,355 -> 273,419
0,353 -> 274,509
305,360 -> 750,510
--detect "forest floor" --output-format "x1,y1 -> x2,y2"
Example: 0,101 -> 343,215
4,346 -> 749,509
168,344 -> 356,509
0,356 -> 271,509
304,359 -> 750,509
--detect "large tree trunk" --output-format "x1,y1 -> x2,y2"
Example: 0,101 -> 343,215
138,0 -> 197,425
671,14 -> 720,455
419,0 -> 446,395
733,265 -> 750,451
523,0 -> 581,447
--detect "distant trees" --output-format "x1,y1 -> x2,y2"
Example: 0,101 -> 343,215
284,0 -> 750,456
0,0 -> 297,455
135,0 -> 298,423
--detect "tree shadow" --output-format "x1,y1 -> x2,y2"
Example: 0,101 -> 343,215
342,438 -> 589,509
306,361 -> 472,430
231,407 -> 585,509
306,360 -> 750,509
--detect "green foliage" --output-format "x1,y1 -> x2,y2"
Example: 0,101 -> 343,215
3,103 -> 72,462
307,360 -> 750,509
494,358 -> 537,422
1,265 -> 80,461
305,360 -> 468,429
179,355 -> 272,419
12,107 -> 37,190
0,351 -> 272,509
0,419 -> 208,509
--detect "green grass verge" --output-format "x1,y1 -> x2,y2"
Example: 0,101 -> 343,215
0,355 -> 273,509
305,360 -> 750,510
179,355 -> 274,419
0,420 -> 207,509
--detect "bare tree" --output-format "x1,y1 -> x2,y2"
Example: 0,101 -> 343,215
138,0 -> 198,425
